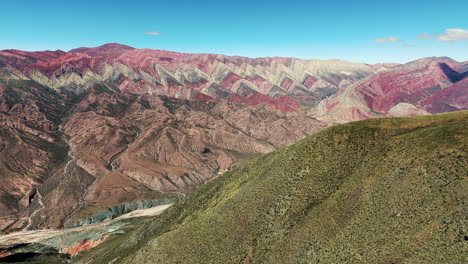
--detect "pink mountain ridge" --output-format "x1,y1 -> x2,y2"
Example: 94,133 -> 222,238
1,44 -> 465,121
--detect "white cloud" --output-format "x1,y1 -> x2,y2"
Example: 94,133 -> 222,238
375,36 -> 401,43
437,28 -> 468,41
416,33 -> 433,40
145,31 -> 161,35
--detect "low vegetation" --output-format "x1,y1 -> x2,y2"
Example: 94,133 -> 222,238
75,111 -> 467,264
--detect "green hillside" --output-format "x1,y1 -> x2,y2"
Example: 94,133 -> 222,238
76,111 -> 468,264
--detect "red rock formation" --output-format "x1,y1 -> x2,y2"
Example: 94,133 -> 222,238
0,251 -> 12,259
312,58 -> 467,123
423,77 -> 468,113
61,238 -> 105,256
1,43 -> 375,108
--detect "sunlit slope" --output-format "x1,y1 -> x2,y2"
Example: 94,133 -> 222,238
76,110 -> 467,264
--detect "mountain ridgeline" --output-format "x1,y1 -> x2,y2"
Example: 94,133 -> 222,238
0,44 -> 466,235
73,111 -> 467,263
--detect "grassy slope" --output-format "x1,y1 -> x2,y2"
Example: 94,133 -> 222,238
76,111 -> 468,264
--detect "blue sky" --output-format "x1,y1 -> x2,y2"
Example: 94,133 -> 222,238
1,0 -> 467,63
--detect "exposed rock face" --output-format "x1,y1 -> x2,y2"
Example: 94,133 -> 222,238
0,82 -> 325,231
1,44 -> 376,111
387,103 -> 430,117
69,199 -> 177,228
312,57 -> 468,123
61,93 -> 325,210
61,238 -> 105,256
422,77 -> 468,113
0,76 -> 72,231
0,44 -> 465,232
0,209 -> 155,262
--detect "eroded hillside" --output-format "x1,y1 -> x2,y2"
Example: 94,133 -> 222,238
72,111 -> 467,264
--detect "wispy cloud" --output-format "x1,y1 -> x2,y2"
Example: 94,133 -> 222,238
375,36 -> 401,43
144,31 -> 161,35
402,44 -> 416,47
437,28 -> 468,41
416,33 -> 433,40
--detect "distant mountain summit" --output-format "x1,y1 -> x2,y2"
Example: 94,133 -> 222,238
69,43 -> 135,58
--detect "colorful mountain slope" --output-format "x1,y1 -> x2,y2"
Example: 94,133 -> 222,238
69,110 -> 468,264
1,44 -> 376,111
313,57 -> 468,123
0,44 -> 465,234
0,83 -> 325,232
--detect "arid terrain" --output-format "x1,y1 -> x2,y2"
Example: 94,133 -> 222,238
0,44 -> 466,237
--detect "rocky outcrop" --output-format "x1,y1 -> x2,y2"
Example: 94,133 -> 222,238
60,238 -> 105,256
0,199 -> 175,262
68,199 -> 177,228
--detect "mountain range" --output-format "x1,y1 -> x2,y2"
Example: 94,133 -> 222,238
0,43 -> 466,235
0,111 -> 466,263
